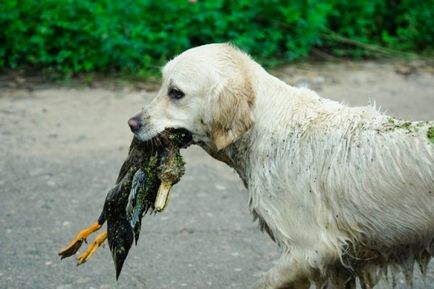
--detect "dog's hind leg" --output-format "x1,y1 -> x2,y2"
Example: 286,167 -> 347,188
253,255 -> 311,289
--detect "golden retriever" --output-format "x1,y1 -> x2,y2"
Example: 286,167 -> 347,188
128,43 -> 434,289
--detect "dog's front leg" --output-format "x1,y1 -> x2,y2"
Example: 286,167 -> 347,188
253,255 -> 311,289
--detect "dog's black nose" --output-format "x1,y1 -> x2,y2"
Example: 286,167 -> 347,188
128,117 -> 141,132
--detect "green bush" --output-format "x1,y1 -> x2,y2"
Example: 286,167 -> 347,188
325,0 -> 434,57
0,0 -> 432,77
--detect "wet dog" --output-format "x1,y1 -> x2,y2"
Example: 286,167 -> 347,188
129,43 -> 434,289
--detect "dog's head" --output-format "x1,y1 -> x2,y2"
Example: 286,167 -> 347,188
129,43 -> 255,151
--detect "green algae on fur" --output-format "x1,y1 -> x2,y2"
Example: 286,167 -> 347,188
427,126 -> 434,144
383,118 -> 421,134
385,119 -> 434,144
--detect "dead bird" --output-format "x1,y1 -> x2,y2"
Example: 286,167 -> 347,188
58,128 -> 192,279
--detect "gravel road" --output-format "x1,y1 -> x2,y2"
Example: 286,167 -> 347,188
0,61 -> 433,289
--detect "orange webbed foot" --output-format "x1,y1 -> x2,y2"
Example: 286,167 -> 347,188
58,222 -> 102,259
76,231 -> 108,265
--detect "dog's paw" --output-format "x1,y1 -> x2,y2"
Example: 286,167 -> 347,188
253,283 -> 271,289
252,277 -> 273,289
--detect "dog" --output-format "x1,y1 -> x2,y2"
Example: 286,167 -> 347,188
128,43 -> 434,289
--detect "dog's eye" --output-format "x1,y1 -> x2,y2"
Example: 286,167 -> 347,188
168,88 -> 185,100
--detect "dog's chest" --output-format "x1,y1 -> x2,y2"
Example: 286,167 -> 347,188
244,136 -> 327,248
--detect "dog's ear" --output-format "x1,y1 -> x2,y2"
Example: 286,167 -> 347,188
209,77 -> 255,151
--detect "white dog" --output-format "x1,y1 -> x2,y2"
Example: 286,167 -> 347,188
128,43 -> 434,289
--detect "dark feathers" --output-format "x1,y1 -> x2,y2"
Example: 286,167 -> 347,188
99,128 -> 192,278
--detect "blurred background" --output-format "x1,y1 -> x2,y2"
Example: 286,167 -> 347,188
0,0 -> 433,78
0,1 -> 433,289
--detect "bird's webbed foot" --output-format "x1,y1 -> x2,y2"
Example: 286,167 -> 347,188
76,231 -> 108,265
58,222 -> 102,259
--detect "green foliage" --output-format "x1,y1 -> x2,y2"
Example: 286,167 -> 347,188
325,0 -> 434,57
0,0 -> 432,77
428,127 -> 434,144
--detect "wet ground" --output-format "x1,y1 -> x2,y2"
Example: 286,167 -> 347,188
0,61 -> 433,289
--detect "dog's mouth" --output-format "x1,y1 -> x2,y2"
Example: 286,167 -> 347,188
134,127 -> 194,148
159,128 -> 194,148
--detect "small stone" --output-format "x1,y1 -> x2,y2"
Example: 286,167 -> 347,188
313,76 -> 325,85
56,284 -> 73,289
47,180 -> 56,187
396,65 -> 414,76
76,277 -> 92,284
45,261 -> 52,266
215,184 -> 226,191
62,221 -> 70,226
295,79 -> 310,88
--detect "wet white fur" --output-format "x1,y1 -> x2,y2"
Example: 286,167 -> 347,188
131,44 -> 434,288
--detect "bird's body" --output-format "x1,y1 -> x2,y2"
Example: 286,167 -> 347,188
59,129 -> 192,278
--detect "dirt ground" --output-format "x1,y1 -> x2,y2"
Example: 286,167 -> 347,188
0,61 -> 433,289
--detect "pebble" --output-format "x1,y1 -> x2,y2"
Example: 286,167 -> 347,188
62,221 -> 70,226
76,277 -> 92,284
313,76 -> 325,85
295,79 -> 310,88
56,284 -> 73,289
45,261 -> 52,266
215,184 -> 226,191
47,180 -> 56,187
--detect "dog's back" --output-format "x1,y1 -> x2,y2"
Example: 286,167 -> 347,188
247,85 -> 434,288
